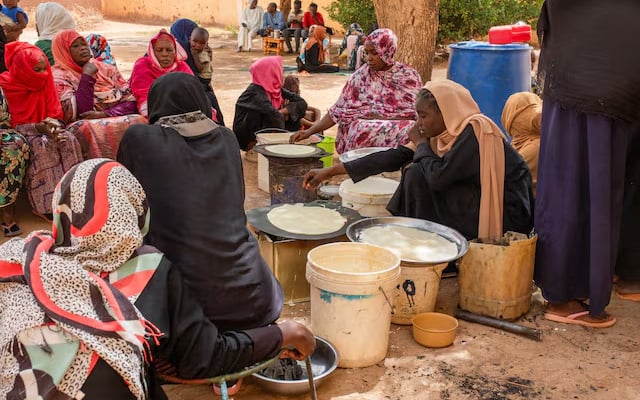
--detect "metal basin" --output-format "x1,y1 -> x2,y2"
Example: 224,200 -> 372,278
251,337 -> 338,395
338,146 -> 391,163
346,216 -> 469,265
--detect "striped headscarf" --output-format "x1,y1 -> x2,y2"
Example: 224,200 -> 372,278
0,159 -> 161,399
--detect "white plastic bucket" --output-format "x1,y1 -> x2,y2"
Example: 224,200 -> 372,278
339,177 -> 399,217
256,131 -> 291,192
392,262 -> 447,325
306,243 -> 400,368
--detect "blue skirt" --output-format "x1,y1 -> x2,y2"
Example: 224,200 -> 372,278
534,100 -> 634,316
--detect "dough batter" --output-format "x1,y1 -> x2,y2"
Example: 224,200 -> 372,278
359,225 -> 458,262
267,204 -> 347,235
265,144 -> 316,156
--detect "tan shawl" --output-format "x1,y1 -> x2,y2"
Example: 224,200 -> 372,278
501,92 -> 542,196
426,80 -> 507,240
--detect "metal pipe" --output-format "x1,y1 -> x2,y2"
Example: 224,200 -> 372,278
454,309 -> 542,341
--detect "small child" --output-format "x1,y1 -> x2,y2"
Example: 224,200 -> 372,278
283,75 -> 321,129
1,0 -> 27,41
189,27 -> 213,81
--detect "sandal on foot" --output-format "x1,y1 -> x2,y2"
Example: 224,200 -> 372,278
544,311 -> 616,328
213,378 -> 242,396
615,290 -> 640,302
2,223 -> 21,237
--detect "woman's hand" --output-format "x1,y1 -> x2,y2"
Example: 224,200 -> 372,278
278,320 -> 316,360
80,110 -> 107,120
82,61 -> 98,77
408,123 -> 428,146
290,129 -> 311,143
302,168 -> 332,190
35,119 -> 62,136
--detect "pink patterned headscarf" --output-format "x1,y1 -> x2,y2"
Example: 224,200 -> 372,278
366,28 -> 398,66
249,56 -> 284,110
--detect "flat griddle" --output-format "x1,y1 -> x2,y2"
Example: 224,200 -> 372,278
253,144 -> 330,160
247,200 -> 362,240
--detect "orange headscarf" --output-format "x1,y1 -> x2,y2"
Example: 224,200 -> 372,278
51,30 -> 125,97
0,42 -> 63,126
501,92 -> 542,196
426,80 -> 507,241
305,25 -> 326,64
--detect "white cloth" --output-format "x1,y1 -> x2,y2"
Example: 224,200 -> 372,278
238,5 -> 263,50
35,2 -> 76,40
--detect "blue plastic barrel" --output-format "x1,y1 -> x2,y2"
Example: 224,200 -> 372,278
447,41 -> 531,134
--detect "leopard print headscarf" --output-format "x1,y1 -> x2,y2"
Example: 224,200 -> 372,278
0,159 -> 159,399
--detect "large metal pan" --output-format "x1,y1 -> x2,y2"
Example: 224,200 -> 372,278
247,200 -> 362,241
346,216 -> 469,264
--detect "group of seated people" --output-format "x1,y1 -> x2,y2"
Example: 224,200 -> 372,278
0,3 -> 226,237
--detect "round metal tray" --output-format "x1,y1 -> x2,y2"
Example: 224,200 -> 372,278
346,216 -> 469,264
247,200 -> 362,240
338,146 -> 391,163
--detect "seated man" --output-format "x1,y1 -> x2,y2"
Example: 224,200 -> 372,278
284,0 -> 304,53
237,0 -> 263,51
302,2 -> 331,38
259,2 -> 285,38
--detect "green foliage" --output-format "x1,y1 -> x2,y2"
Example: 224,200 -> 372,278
326,0 -> 542,43
326,0 -> 377,34
438,0 -> 543,43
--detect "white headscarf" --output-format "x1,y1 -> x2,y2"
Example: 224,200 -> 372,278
35,2 -> 77,40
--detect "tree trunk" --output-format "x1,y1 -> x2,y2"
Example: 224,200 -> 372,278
279,0 -> 292,23
371,0 -> 439,82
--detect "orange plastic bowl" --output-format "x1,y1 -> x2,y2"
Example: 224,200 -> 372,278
411,312 -> 458,348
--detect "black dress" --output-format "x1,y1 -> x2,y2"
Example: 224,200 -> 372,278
344,125 -> 535,240
233,84 -> 307,151
185,52 -> 226,126
80,260 -> 282,399
118,73 -> 283,332
301,43 -> 339,73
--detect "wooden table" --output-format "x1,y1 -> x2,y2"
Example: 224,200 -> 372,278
263,37 -> 285,56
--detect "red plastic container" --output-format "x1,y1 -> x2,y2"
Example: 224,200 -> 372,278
489,24 -> 531,44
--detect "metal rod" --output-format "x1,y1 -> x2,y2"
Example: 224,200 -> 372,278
454,309 -> 543,341
306,357 -> 318,400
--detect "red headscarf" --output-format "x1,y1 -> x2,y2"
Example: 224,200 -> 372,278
0,42 -> 64,127
129,29 -> 193,116
249,56 -> 283,109
51,29 -> 123,96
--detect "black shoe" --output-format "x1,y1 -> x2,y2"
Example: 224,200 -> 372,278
296,57 -> 304,72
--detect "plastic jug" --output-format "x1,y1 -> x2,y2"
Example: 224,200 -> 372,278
489,24 -> 531,44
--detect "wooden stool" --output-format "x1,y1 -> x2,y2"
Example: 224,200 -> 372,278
263,37 -> 285,55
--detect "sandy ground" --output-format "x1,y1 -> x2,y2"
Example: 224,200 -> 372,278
5,18 -> 639,400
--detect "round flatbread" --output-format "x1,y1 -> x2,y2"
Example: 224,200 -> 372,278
265,144 -> 316,156
340,177 -> 399,195
267,204 -> 347,235
359,225 -> 458,262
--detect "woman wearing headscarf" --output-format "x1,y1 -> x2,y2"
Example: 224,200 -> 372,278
0,158 -> 315,399
34,2 -> 76,65
533,0 -> 640,328
297,25 -> 339,73
303,80 -> 534,242
51,29 -> 144,160
170,18 -> 226,126
0,88 -> 29,237
339,22 -> 365,71
292,28 -> 422,153
0,42 -> 82,219
86,33 -> 116,65
501,92 -> 542,196
233,56 -> 307,154
129,29 -> 193,117
118,73 -> 287,332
